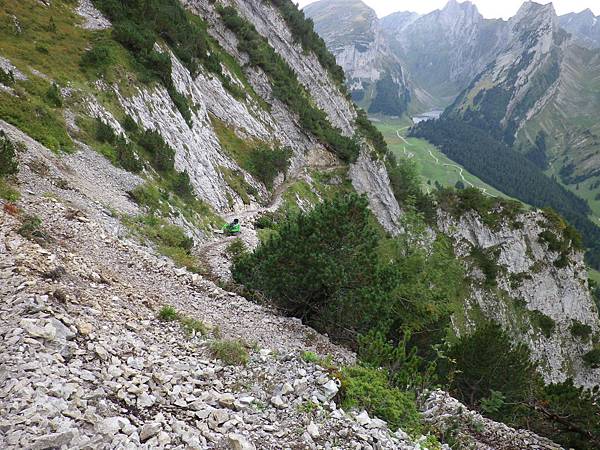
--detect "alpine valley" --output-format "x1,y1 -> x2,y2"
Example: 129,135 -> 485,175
1,0 -> 600,449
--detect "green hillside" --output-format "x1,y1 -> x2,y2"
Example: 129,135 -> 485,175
375,117 -> 516,200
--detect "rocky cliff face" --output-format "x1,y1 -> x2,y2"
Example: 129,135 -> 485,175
439,209 -> 600,387
304,0 -> 410,115
78,0 -> 401,231
560,9 -> 600,49
445,2 -> 600,186
307,0 -> 511,113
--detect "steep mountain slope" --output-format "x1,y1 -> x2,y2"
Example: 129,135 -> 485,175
0,0 -> 403,233
0,143 -> 568,448
1,0 -> 600,448
447,2 -> 566,144
560,9 -> 600,49
382,0 -> 507,111
303,0 -> 410,116
446,2 -> 600,209
438,205 -> 600,386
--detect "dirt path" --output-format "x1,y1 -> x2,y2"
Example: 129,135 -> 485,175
397,128 -> 496,198
197,163 -> 345,280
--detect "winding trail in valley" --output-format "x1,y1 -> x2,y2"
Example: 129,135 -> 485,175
396,129 -> 496,197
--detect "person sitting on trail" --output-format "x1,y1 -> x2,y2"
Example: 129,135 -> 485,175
223,218 -> 241,235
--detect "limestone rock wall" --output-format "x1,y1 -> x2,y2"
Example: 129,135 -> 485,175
439,210 -> 600,387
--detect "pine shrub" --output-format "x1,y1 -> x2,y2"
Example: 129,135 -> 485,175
0,131 -> 19,176
341,365 -> 422,434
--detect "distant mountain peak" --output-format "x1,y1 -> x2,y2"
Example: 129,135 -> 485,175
559,7 -> 600,49
514,1 -> 557,18
434,0 -> 483,25
442,0 -> 477,12
512,0 -> 559,32
580,8 -> 596,18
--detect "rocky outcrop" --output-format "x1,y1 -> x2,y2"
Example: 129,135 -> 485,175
69,0 -> 402,229
349,148 -> 402,234
422,391 -> 564,449
439,210 -> 600,387
75,0 -> 111,30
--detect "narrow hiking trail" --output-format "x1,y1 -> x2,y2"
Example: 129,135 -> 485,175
396,129 -> 496,197
196,163 -> 345,280
396,129 -> 412,147
196,180 -> 289,280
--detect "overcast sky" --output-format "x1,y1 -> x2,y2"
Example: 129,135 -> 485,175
297,0 -> 600,19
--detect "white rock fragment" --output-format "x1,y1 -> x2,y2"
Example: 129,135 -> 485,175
139,423 -> 161,443
227,433 -> 256,450
307,422 -> 320,438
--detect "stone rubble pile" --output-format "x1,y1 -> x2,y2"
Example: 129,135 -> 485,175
422,391 -> 564,450
0,194 -> 427,449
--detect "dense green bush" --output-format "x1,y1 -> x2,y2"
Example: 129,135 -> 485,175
136,215 -> 193,251
94,0 -> 216,76
470,246 -> 501,287
570,320 -> 592,339
583,346 -> 600,368
0,68 -> 15,86
445,322 -> 535,415
158,305 -> 178,321
247,146 -> 292,189
210,339 -> 249,365
121,114 -> 139,133
341,365 -> 422,434
384,152 -> 437,222
80,42 -> 115,75
226,238 -> 248,259
18,215 -> 47,242
129,183 -> 165,213
170,170 -> 194,200
138,129 -> 175,173
95,118 -> 117,144
529,310 -> 555,338
233,193 -> 379,342
357,331 -> 436,392
536,381 -> 600,450
0,131 -> 19,177
233,194 -> 464,347
437,187 -> 523,230
440,321 -> 600,448
115,138 -> 143,173
254,211 -> 283,229
45,83 -> 62,108
94,120 -> 142,172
